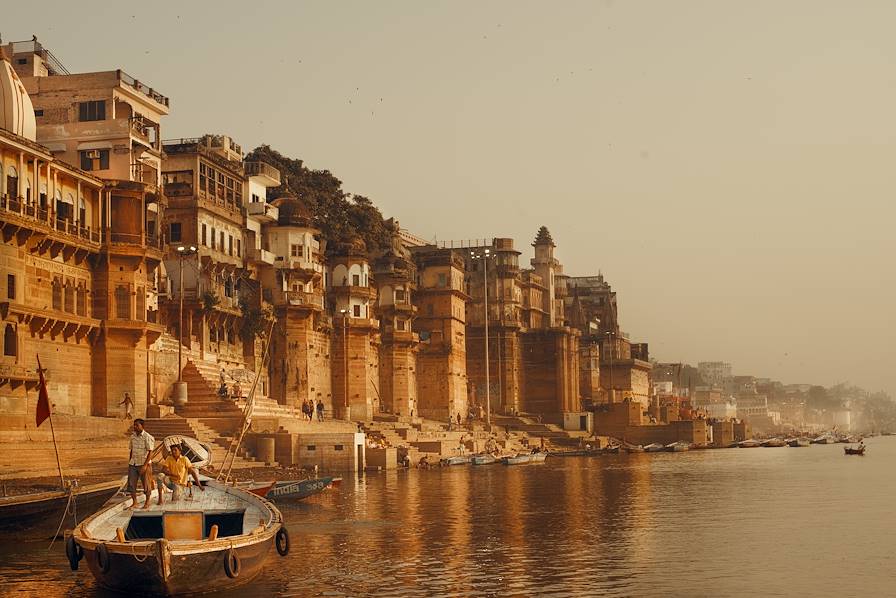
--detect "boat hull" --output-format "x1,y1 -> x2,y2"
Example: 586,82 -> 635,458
265,477 -> 336,501
80,535 -> 273,596
0,480 -> 121,538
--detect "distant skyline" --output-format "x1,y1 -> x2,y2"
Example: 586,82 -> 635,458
5,1 -> 894,396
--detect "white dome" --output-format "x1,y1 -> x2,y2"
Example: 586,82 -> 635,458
0,57 -> 37,141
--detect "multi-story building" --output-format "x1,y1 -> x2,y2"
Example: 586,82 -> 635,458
161,136 -> 254,376
411,246 -> 469,421
328,236 -> 380,420
566,273 -> 651,407
372,220 -> 419,417
0,48 -> 162,422
6,40 -> 167,416
259,192 -> 329,409
697,361 -> 732,387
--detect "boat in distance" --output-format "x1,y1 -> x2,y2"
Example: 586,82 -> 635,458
67,479 -> 289,595
644,443 -> 666,453
786,438 -> 811,447
844,445 -> 866,455
502,454 -> 533,465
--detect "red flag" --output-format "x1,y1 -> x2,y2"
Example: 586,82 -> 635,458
36,355 -> 50,427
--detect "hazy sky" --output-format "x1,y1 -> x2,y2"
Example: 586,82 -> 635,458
7,1 -> 895,396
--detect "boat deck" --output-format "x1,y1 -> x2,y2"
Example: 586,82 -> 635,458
85,483 -> 270,541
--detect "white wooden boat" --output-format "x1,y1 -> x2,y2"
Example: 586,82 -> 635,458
761,438 -> 787,448
644,443 -> 666,453
66,480 -> 288,595
472,454 -> 497,465
529,452 -> 548,463
738,439 -> 762,448
444,455 -> 472,466
502,454 -> 532,465
665,442 -> 690,452
787,438 -> 810,447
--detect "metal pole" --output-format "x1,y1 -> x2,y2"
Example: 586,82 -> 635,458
178,253 -> 184,382
484,255 -> 490,428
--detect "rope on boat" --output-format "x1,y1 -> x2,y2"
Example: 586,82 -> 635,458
47,486 -> 75,551
130,541 -> 150,563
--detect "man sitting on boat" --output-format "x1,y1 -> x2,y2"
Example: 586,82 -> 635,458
155,443 -> 204,505
128,419 -> 155,510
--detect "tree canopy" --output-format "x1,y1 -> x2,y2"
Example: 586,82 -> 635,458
245,144 -> 392,256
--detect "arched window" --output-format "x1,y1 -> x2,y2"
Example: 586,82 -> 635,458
3,324 -> 15,357
24,178 -> 31,203
39,183 -> 47,208
78,196 -> 86,226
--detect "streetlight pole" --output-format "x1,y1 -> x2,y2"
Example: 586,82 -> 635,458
340,308 -> 348,420
471,248 -> 492,429
174,245 -> 197,406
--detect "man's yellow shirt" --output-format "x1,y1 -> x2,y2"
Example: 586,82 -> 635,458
163,455 -> 192,485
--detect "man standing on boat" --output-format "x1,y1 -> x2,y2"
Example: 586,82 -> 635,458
127,419 -> 155,509
156,444 -> 203,505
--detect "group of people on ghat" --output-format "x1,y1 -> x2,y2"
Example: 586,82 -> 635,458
302,399 -> 325,422
127,419 -> 203,509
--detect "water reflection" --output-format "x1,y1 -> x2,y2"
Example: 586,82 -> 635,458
2,438 -> 895,597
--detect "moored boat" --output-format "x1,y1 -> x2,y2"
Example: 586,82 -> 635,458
0,480 -> 123,538
844,445 -> 866,455
787,438 -> 811,447
624,445 -> 645,453
444,455 -> 472,466
761,438 -> 787,448
254,477 -> 340,501
502,454 -> 532,465
472,454 -> 497,465
67,479 -> 288,595
644,443 -> 666,453
603,445 -> 621,454
738,439 -> 762,448
811,435 -> 836,445
665,442 -> 689,452
529,451 -> 548,463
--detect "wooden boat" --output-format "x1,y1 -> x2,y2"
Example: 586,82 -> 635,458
241,480 -> 276,498
603,445 -> 621,454
761,438 -> 787,448
644,443 -> 666,453
0,479 -> 123,538
811,435 -> 836,445
547,448 -> 599,457
738,439 -> 762,448
665,442 -> 689,452
624,445 -> 645,453
68,479 -> 288,595
529,451 -> 548,463
444,455 -> 472,466
844,445 -> 866,455
250,477 -> 339,501
472,454 -> 497,465
787,438 -> 811,447
502,454 -> 532,465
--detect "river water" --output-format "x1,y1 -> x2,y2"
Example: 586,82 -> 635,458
2,437 -> 893,597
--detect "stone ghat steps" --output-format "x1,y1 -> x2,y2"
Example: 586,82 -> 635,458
141,417 -> 263,470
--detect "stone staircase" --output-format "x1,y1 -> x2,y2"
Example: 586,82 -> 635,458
142,415 -> 266,470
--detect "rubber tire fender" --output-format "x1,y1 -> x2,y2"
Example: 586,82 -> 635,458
95,543 -> 111,574
65,537 -> 83,571
276,526 -> 290,556
224,550 -> 241,579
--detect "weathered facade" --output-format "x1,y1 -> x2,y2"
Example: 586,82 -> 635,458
0,46 -> 164,425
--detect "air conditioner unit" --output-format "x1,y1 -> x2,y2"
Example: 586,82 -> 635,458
86,150 -> 101,160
